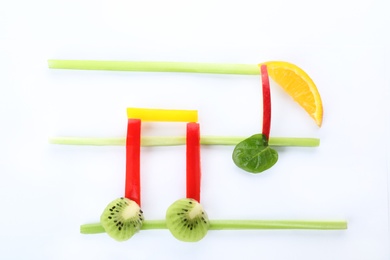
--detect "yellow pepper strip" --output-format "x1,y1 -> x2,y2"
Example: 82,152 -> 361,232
127,108 -> 198,122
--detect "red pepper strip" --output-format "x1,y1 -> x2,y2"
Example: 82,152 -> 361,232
261,64 -> 271,141
186,122 -> 201,202
125,119 -> 141,206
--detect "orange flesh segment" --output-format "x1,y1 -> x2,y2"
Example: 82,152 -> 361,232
263,61 -> 323,127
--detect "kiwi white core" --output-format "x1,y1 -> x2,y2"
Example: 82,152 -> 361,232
189,202 -> 203,219
122,201 -> 140,219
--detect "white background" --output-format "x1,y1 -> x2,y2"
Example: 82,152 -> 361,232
1,0 -> 389,259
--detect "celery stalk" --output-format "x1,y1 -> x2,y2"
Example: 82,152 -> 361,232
49,136 -> 319,147
80,220 -> 167,234
80,219 -> 347,234
48,60 -> 260,75
208,220 -> 347,230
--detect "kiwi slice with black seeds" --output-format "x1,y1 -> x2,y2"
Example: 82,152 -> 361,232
166,198 -> 209,242
100,197 -> 144,241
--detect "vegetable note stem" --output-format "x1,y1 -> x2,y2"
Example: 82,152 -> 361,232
49,136 -> 320,147
261,64 -> 272,140
125,119 -> 141,206
48,60 -> 260,75
186,123 -> 201,202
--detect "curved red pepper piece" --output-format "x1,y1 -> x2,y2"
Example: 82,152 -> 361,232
261,64 -> 271,141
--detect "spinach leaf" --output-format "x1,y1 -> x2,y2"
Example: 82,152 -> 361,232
232,134 -> 278,173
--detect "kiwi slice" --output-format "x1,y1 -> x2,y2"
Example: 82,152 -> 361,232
166,198 -> 209,242
100,197 -> 144,241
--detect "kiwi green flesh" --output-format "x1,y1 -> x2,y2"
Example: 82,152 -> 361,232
166,198 -> 209,242
100,197 -> 144,241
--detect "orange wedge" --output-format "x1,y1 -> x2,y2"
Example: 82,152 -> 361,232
262,61 -> 323,127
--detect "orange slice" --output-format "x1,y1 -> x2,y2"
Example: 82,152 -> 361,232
262,61 -> 323,127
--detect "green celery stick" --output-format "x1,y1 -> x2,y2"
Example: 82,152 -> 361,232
48,60 -> 260,75
80,219 -> 347,234
49,136 -> 320,147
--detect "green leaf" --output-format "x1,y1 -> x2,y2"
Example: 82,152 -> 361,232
232,134 -> 278,173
